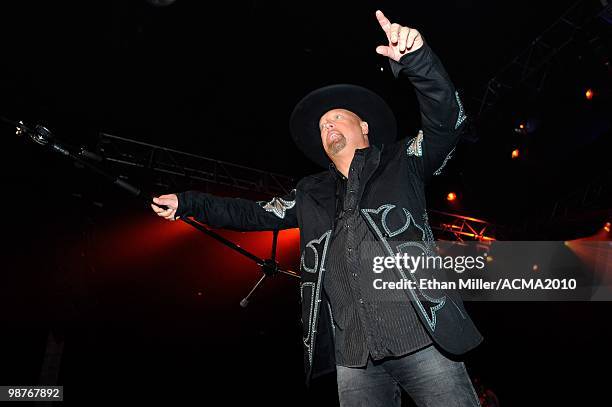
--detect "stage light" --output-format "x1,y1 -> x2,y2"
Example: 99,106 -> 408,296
447,192 -> 457,202
514,122 -> 527,135
532,264 -> 539,271
514,119 -> 541,135
511,149 -> 520,159
605,222 -> 611,233
585,88 -> 594,100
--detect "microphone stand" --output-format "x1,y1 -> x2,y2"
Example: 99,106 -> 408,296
6,118 -> 300,307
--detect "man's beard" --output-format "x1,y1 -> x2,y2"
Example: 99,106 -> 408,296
328,135 -> 347,156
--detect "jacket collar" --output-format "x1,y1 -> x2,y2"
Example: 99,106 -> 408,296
327,145 -> 377,180
303,144 -> 384,227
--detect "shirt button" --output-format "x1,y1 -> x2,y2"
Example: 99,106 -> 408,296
359,298 -> 364,304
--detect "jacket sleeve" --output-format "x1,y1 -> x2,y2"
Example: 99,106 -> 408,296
388,40 -> 467,182
174,189 -> 298,231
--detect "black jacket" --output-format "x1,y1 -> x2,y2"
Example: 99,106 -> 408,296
176,41 -> 483,385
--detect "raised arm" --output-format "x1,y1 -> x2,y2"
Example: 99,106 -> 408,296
375,10 -> 467,182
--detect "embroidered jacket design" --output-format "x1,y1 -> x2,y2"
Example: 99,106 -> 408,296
433,147 -> 455,176
454,91 -> 466,130
430,92 -> 466,176
299,230 -> 332,366
407,130 -> 424,157
257,190 -> 296,218
361,204 -> 447,331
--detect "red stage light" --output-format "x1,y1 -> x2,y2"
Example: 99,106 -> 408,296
585,88 -> 594,100
447,192 -> 457,202
604,222 -> 611,233
511,149 -> 520,159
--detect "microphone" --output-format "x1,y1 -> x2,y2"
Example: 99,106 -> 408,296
79,146 -> 103,162
151,199 -> 170,211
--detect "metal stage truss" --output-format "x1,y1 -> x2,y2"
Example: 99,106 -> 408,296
97,132 -> 295,197
428,209 -> 497,255
476,0 -> 611,117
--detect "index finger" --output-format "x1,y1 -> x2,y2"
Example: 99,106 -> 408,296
375,10 -> 392,35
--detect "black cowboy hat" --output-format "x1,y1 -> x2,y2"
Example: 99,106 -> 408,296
289,84 -> 398,168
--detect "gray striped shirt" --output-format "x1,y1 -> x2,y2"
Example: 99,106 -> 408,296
324,149 -> 432,368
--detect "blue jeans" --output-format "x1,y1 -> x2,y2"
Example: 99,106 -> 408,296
336,344 -> 481,407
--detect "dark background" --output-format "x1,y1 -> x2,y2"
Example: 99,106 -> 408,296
1,0 -> 611,405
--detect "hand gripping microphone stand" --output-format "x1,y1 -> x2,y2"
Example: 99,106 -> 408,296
7,118 -> 300,307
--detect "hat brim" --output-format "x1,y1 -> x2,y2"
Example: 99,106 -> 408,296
290,84 -> 397,168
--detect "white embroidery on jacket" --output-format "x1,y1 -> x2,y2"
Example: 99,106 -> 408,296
455,91 -> 467,130
300,282 -> 316,357
361,204 -> 446,331
407,130 -> 424,157
422,212 -> 467,320
300,230 -> 331,274
299,230 -> 332,366
432,92 -> 465,176
433,147 -> 455,176
256,189 -> 296,219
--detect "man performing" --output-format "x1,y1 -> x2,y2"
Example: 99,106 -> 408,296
152,10 -> 483,407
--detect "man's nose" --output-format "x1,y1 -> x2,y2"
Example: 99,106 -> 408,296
322,122 -> 334,130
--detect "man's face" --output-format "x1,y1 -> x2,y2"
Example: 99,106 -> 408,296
319,108 -> 369,159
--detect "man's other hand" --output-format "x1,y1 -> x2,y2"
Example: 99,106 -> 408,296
151,194 -> 179,221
